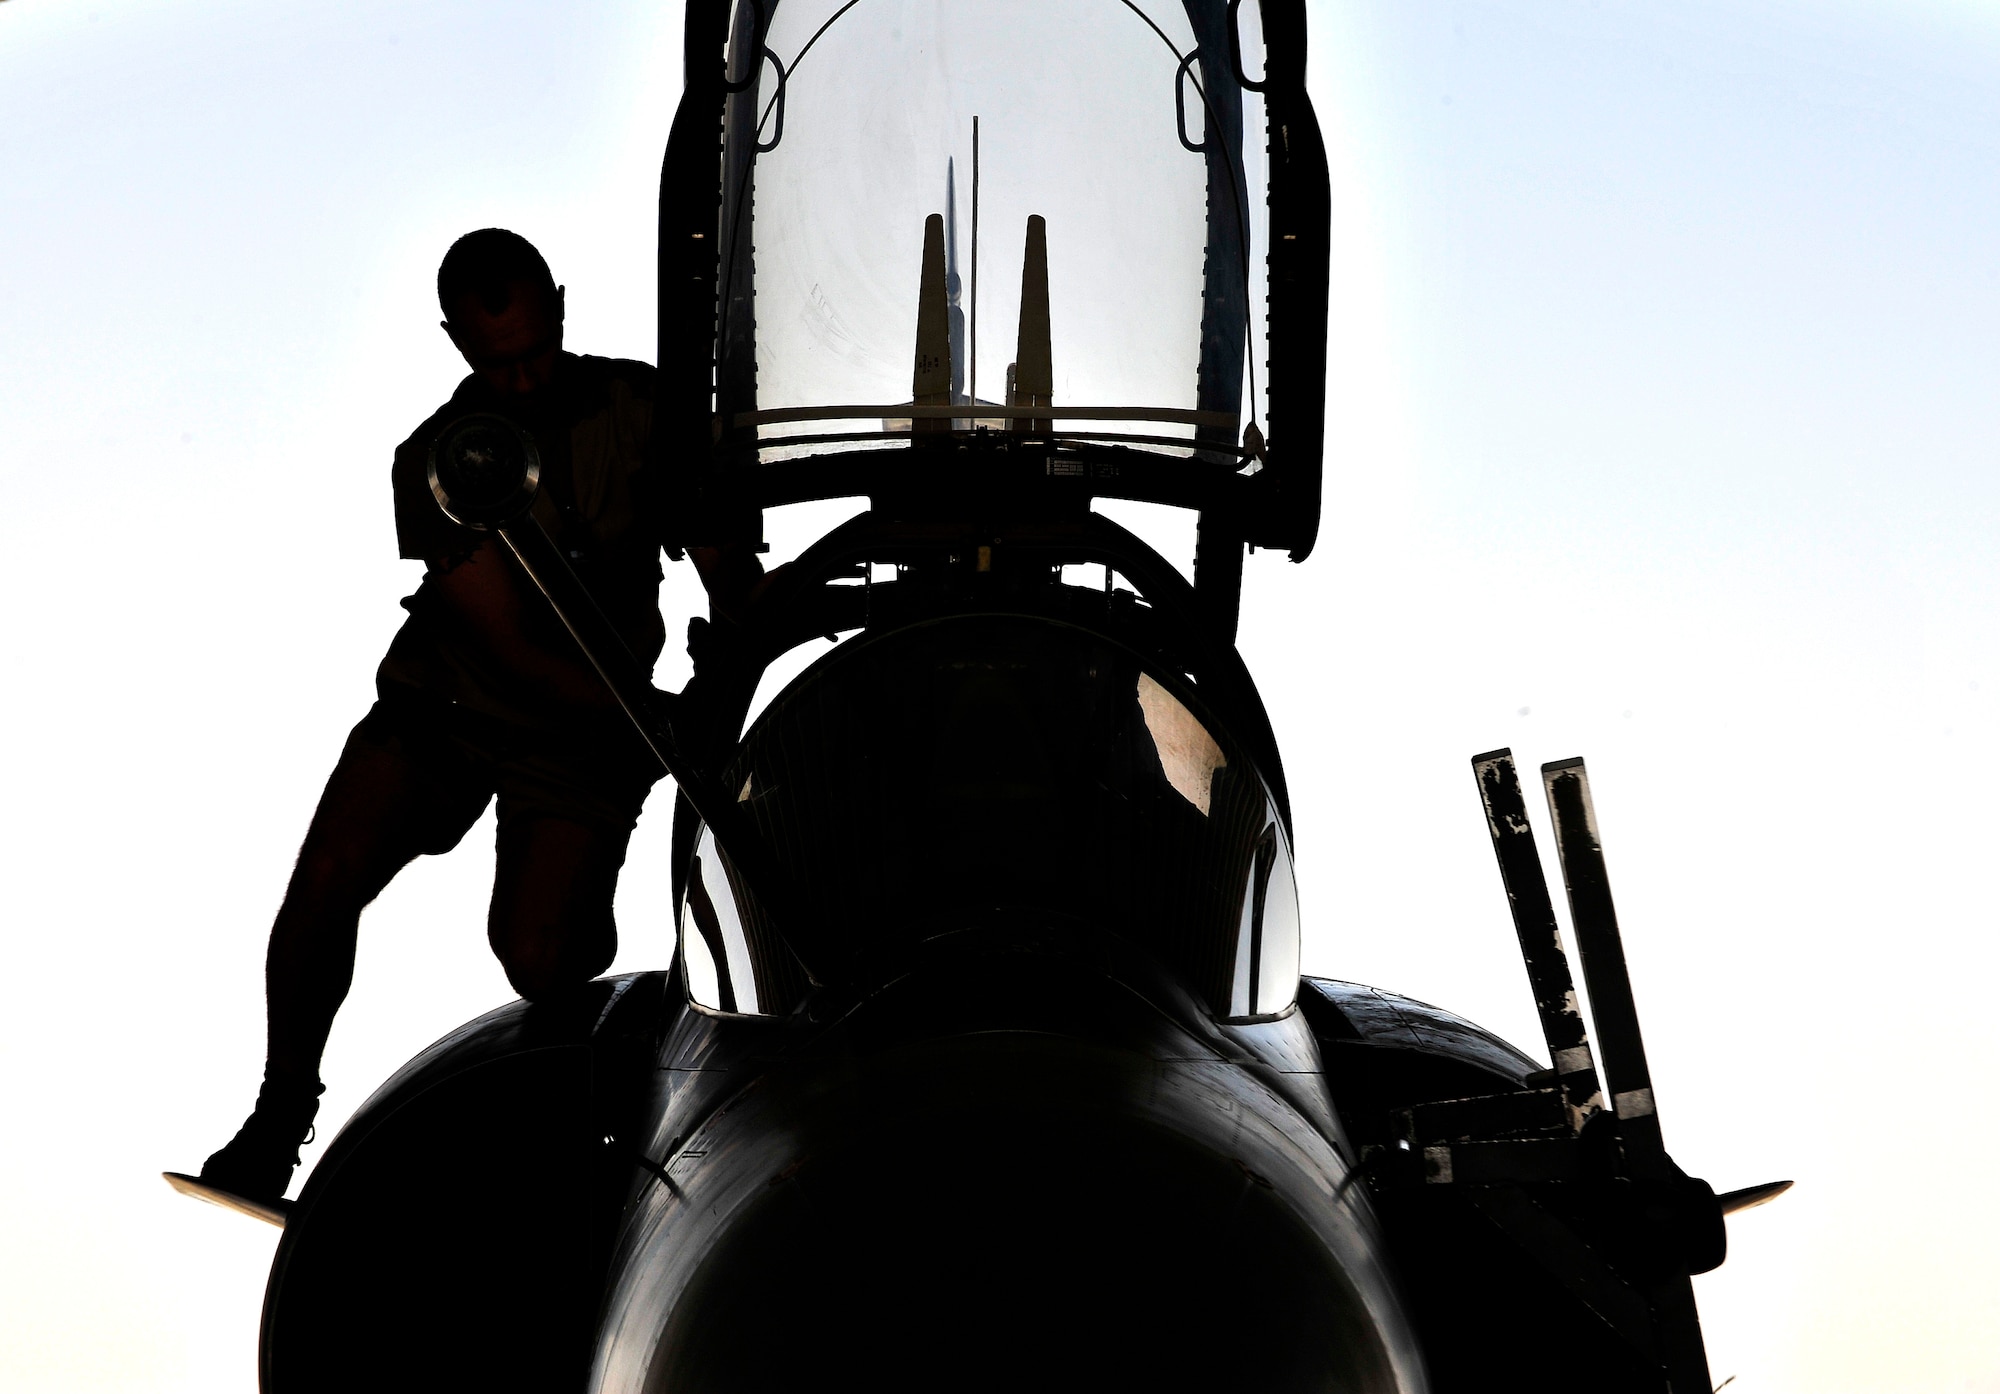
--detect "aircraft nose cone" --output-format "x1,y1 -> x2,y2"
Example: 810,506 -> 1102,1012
653,1107 -> 1393,1394
605,1020 -> 1417,1394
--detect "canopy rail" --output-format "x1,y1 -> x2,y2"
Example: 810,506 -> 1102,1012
731,404 -> 1243,430
740,428 -> 1260,461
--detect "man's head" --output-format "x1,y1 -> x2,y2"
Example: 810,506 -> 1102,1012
438,229 -> 565,398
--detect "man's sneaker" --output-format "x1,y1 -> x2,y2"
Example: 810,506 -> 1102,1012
197,1072 -> 325,1205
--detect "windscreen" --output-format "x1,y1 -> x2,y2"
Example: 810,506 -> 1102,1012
681,614 -> 1299,1019
716,0 -> 1269,458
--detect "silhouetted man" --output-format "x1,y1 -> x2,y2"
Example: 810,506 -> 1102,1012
197,229 -> 739,1204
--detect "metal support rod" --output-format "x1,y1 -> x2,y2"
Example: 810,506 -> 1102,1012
1470,749 -> 1603,1131
1540,756 -> 1711,1394
1539,758 -> 1662,1165
494,500 -> 809,976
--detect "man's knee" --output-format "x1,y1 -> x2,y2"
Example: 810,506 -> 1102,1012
302,703 -> 488,885
492,916 -> 616,1002
285,792 -> 443,910
283,843 -> 395,917
488,813 -> 627,1000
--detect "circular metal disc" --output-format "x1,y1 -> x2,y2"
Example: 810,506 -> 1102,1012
427,413 -> 542,529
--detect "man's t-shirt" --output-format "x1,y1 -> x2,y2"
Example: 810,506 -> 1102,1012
376,353 -> 667,734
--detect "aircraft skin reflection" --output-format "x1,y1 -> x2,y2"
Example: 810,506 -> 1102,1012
250,3 -> 1780,1392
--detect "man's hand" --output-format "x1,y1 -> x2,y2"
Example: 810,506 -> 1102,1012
689,544 -> 782,625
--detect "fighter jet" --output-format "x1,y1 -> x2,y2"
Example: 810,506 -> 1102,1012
238,3 -> 1786,1390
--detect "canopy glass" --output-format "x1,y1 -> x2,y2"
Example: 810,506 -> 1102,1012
717,0 -> 1269,459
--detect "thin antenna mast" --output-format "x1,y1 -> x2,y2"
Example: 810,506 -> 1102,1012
945,159 -> 965,407
970,116 -> 980,409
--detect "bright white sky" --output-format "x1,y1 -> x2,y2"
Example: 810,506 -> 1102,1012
3,1 -> 1997,1391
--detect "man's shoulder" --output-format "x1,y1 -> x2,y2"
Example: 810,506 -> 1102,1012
388,356 -> 658,463
393,375 -> 485,463
566,357 -> 657,454
569,354 -> 658,402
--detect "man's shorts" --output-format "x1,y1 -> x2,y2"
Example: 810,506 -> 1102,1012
350,685 -> 662,855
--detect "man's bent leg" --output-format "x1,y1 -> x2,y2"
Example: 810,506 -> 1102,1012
487,812 -> 632,1002
203,701 -> 490,1200
266,715 -> 487,1077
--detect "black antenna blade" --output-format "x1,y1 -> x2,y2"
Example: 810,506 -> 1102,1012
913,212 -> 953,432
1011,215 -> 1052,434
1718,1180 -> 1793,1215
1470,748 -> 1603,1131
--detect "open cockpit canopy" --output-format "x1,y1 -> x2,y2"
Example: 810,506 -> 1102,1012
721,0 -> 1262,453
657,0 -> 1329,564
